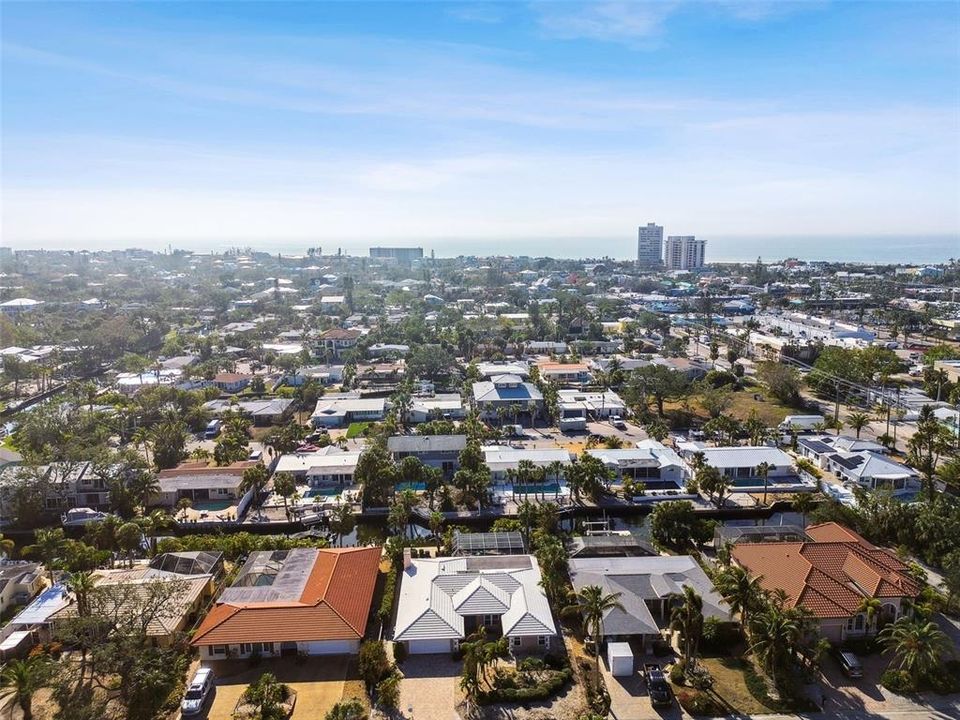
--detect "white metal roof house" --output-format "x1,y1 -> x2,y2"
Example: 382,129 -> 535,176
394,553 -> 557,655
557,389 -> 626,419
585,443 -> 684,488
471,376 -> 544,420
311,393 -> 386,428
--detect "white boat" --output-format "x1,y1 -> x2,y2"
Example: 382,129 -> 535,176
61,507 -> 112,527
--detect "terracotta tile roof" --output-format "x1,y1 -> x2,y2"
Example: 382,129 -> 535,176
805,521 -> 868,544
192,547 -> 381,646
730,523 -> 920,619
321,328 -> 361,340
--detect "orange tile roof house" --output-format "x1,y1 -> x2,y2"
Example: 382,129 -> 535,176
730,522 -> 921,643
192,547 -> 380,659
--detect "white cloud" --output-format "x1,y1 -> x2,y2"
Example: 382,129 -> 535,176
533,1 -> 678,43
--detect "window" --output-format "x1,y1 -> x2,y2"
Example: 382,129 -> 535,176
538,636 -> 549,647
240,643 -> 252,654
854,614 -> 864,631
483,614 -> 494,627
512,637 -> 521,647
212,645 -> 226,656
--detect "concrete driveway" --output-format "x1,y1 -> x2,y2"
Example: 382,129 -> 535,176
203,657 -> 348,720
398,655 -> 460,720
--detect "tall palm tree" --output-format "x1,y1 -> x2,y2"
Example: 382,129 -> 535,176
28,528 -> 66,585
0,656 -> 50,720
65,570 -> 97,618
847,412 -> 870,439
670,586 -> 704,669
563,585 -> 624,684
116,522 -> 142,568
716,565 -> 762,636
757,461 -> 773,506
879,617 -> 949,686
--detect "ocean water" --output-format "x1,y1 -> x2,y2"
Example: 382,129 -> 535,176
234,234 -> 959,264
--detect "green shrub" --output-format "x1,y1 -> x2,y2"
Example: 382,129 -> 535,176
325,698 -> 367,720
881,669 -> 916,695
927,661 -> 960,694
358,641 -> 391,690
479,668 -> 572,704
392,640 -> 407,665
375,673 -> 401,710
669,663 -> 686,685
700,617 -> 740,653
676,689 -> 723,716
377,567 -> 398,621
517,656 -> 545,672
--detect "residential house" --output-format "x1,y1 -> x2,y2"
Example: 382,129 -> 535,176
482,446 -> 572,485
192,547 -> 380,659
407,393 -> 466,423
275,448 -> 363,488
535,361 -> 591,385
204,398 -> 295,426
152,464 -> 256,519
476,362 -> 529,379
0,562 -> 44,616
557,389 -> 626,420
471,375 -> 544,422
317,328 -> 362,360
213,373 -> 252,394
394,553 -> 557,655
585,441 -> 685,489
730,522 -> 922,642
798,437 -> 918,493
311,393 -> 386,428
388,435 -> 467,475
568,555 -> 730,652
679,445 -> 806,492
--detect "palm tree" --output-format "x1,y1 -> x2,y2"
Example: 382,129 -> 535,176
0,656 -> 50,720
670,586 -> 704,669
792,492 -> 817,528
750,605 -> 800,688
757,461 -> 773,506
716,565 -> 762,636
65,570 -> 97,618
328,503 -> 356,547
879,617 -> 950,686
428,511 -> 443,552
28,528 -> 66,584
176,497 -> 193,521
273,473 -> 297,519
563,585 -> 624,685
116,522 -> 142,568
847,412 -> 870,439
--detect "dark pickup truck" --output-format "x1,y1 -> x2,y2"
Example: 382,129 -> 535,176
642,663 -> 672,707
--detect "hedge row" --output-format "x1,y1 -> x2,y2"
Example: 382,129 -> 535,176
377,567 -> 398,621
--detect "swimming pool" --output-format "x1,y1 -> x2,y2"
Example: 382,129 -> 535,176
191,500 -> 233,512
395,481 -> 427,492
511,483 -> 562,495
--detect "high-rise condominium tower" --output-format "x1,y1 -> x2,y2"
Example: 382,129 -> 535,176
637,223 -> 664,266
664,235 -> 706,270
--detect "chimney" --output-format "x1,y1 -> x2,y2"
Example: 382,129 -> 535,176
403,547 -> 412,571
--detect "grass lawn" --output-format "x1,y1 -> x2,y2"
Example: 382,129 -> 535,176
346,422 -> 372,439
724,389 -> 796,426
698,656 -> 779,715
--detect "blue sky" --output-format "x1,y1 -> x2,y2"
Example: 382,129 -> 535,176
2,1 -> 958,255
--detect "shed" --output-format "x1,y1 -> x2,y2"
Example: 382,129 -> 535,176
607,642 -> 634,677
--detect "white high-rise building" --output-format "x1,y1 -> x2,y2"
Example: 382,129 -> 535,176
636,223 -> 663,266
664,236 -> 706,270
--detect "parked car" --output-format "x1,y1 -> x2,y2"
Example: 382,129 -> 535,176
247,449 -> 263,462
642,663 -> 672,707
610,415 -> 627,430
181,667 -> 215,716
834,649 -> 863,679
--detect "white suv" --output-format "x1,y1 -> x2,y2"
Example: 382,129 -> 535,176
181,667 -> 214,716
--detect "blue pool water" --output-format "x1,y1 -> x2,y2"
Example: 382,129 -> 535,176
395,481 -> 427,492
512,483 -> 561,495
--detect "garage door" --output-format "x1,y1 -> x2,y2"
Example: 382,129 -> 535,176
408,639 -> 453,655
299,640 -> 357,655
